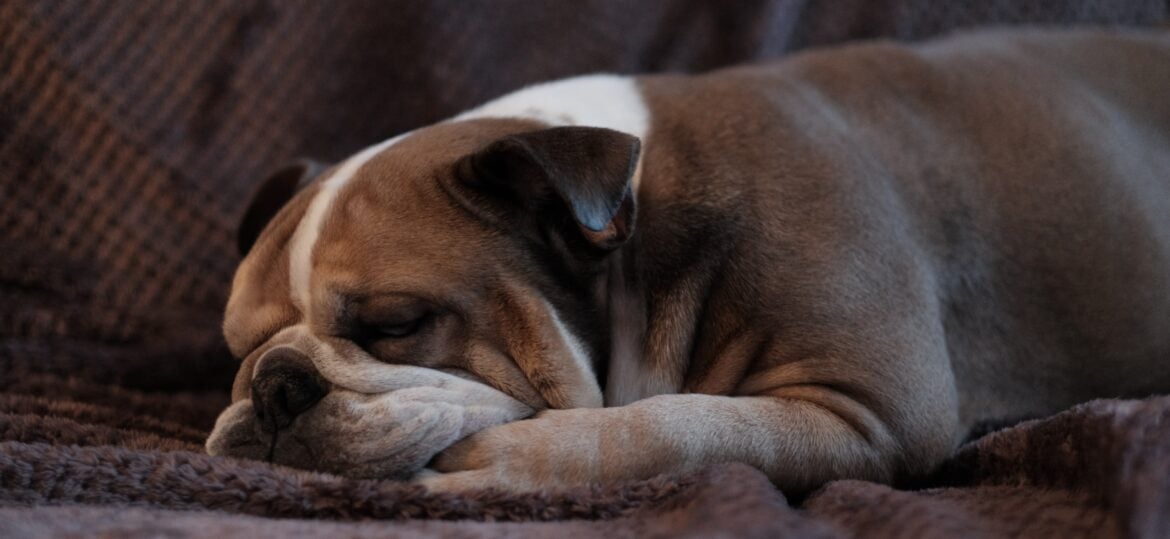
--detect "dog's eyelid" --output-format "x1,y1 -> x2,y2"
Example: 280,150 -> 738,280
373,315 -> 427,338
350,307 -> 441,346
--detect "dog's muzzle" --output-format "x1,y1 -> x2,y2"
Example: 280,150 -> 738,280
206,342 -> 536,479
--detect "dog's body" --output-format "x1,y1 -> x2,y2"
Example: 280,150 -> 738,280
208,28 -> 1170,493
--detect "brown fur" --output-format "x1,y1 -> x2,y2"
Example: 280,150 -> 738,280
213,28 -> 1170,494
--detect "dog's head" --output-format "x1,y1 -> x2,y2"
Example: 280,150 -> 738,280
206,118 -> 640,479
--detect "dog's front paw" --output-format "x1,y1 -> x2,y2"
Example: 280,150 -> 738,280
417,408 -> 604,493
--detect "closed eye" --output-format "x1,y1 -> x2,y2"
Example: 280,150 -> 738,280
338,292 -> 439,350
376,317 -> 424,339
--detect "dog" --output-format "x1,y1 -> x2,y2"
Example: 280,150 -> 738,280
206,28 -> 1170,494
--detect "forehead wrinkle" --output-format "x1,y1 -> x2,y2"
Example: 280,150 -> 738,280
288,132 -> 411,321
318,157 -> 491,292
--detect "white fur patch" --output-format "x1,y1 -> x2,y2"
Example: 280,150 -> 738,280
455,74 -> 651,190
544,299 -> 604,408
287,134 -> 407,318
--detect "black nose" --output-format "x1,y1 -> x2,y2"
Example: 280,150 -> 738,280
251,347 -> 328,430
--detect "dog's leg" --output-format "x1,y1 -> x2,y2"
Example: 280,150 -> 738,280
419,391 -> 919,493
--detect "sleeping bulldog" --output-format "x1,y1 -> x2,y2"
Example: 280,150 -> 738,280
207,28 -> 1170,494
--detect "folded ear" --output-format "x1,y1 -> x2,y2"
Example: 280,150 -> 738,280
455,126 -> 640,252
237,159 -> 328,256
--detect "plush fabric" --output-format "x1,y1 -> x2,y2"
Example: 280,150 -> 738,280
1,1 -> 1167,537
2,383 -> 1168,537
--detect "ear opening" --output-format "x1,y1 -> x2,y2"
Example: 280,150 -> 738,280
237,159 -> 327,257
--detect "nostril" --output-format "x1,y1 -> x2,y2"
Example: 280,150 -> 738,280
251,347 -> 328,430
276,370 -> 328,416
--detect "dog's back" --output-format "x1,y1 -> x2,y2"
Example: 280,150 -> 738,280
636,28 -> 1170,433
909,29 -> 1170,423
208,27 -> 1170,492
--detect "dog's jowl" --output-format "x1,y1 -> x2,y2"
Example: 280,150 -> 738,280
207,29 -> 1170,493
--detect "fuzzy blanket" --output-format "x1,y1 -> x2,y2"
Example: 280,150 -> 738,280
2,1 -> 1168,537
2,378 -> 1168,537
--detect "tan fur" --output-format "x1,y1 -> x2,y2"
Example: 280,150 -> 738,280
211,29 -> 1170,494
209,119 -> 614,477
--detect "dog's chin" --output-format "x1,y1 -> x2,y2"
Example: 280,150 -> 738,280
206,384 -> 534,480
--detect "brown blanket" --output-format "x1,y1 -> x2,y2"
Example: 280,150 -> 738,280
2,381 -> 1168,537
2,1 -> 1168,537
